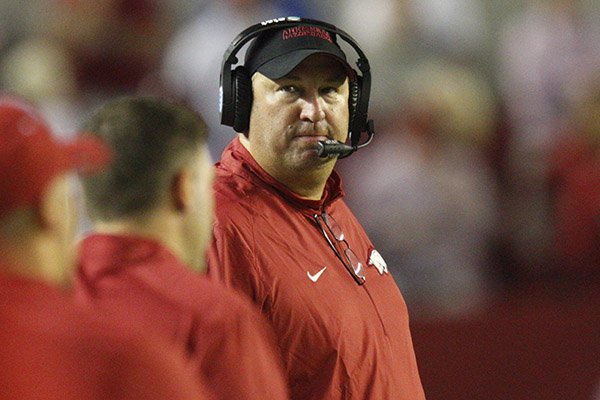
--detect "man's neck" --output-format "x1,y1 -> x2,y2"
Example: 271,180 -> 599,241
276,168 -> 332,200
0,236 -> 68,287
94,212 -> 185,263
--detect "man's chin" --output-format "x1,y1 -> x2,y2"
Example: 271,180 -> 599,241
293,148 -> 335,168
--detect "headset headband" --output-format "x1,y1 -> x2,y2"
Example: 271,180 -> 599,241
222,17 -> 370,73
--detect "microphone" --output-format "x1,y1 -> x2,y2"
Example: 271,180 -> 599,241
316,139 -> 355,158
317,120 -> 376,159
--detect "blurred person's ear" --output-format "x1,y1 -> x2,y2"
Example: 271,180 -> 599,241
0,177 -> 69,238
180,146 -> 214,272
170,168 -> 193,213
39,175 -> 72,232
0,174 -> 77,285
39,174 -> 78,283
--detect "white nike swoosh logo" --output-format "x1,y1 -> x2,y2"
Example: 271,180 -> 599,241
307,267 -> 327,282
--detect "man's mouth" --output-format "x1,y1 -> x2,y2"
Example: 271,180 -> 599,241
293,134 -> 330,142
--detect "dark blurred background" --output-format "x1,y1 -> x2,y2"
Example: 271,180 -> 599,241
1,0 -> 599,398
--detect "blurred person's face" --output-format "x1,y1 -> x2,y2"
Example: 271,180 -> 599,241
246,54 -> 350,178
182,145 -> 214,272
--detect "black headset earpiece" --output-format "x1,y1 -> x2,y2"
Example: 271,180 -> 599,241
232,66 -> 252,133
348,77 -> 361,143
220,17 -> 373,147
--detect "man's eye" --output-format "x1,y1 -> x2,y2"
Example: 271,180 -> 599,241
321,87 -> 338,95
280,85 -> 299,94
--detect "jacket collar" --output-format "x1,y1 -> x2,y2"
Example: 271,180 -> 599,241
78,234 -> 181,281
217,136 -> 345,211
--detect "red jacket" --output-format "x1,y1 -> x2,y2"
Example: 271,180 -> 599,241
0,266 -> 208,400
208,138 -> 426,400
75,234 -> 289,400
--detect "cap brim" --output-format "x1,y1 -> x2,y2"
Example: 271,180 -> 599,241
62,134 -> 111,175
257,49 -> 353,80
0,133 -> 110,217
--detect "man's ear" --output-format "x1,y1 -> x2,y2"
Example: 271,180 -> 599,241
36,179 -> 63,231
171,168 -> 192,212
36,175 -> 71,233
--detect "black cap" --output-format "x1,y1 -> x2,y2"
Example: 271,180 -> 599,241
244,24 -> 353,80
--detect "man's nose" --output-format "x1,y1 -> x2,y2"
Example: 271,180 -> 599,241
299,94 -> 326,123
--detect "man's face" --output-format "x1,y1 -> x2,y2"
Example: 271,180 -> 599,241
246,54 -> 350,176
183,145 -> 214,271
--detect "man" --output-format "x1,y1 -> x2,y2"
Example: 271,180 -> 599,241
74,96 -> 289,400
0,95 -> 208,399
208,18 -> 427,399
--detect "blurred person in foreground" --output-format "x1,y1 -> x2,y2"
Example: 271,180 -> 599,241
0,95 -> 208,399
74,96 -> 289,400
208,17 -> 426,400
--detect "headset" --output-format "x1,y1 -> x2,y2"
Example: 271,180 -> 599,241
219,16 -> 374,158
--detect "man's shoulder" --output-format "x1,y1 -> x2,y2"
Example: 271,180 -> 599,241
114,261 -> 253,326
212,169 -> 273,226
130,266 -> 255,319
79,260 -> 266,345
213,167 -> 259,202
0,304 -> 205,399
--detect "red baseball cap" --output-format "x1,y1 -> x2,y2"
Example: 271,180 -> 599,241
0,95 -> 110,218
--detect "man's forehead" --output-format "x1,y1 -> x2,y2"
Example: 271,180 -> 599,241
281,54 -> 350,81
